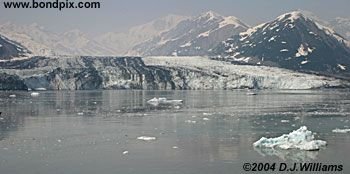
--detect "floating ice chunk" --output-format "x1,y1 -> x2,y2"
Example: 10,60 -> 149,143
9,94 -> 16,98
185,120 -> 196,124
203,113 -> 212,116
253,126 -> 327,151
172,146 -> 178,149
281,120 -> 290,123
30,92 -> 40,97
294,116 -> 300,120
147,97 -> 183,106
246,92 -> 257,95
203,118 -> 210,121
122,151 -> 129,155
34,88 -> 47,91
137,136 -> 156,141
332,128 -> 350,133
77,112 -> 84,116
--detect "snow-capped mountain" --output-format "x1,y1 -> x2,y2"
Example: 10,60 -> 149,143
57,29 -> 116,56
0,34 -> 30,60
213,11 -> 350,74
129,11 -> 249,56
0,22 -> 56,56
95,14 -> 188,55
0,23 -> 115,56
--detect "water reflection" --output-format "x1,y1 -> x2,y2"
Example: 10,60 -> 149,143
254,147 -> 319,162
0,90 -> 349,174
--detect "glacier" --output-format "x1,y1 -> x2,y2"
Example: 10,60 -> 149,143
0,56 -> 348,90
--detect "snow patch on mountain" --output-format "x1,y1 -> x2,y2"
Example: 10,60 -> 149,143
295,44 -> 314,57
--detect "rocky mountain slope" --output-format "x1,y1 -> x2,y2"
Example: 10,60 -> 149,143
0,15 -> 188,56
129,11 -> 249,56
96,14 -> 188,55
213,11 -> 350,74
0,34 -> 30,60
0,23 -> 116,56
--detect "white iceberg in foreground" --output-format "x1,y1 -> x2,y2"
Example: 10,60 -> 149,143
147,97 -> 183,106
253,126 -> 326,151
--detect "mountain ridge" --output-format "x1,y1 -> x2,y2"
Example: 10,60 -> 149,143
212,11 -> 350,74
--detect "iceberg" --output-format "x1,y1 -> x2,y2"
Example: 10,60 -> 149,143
30,92 -> 40,97
147,97 -> 183,106
137,136 -> 156,141
253,126 -> 326,151
34,88 -> 47,91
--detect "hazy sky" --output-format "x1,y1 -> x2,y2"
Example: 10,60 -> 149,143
1,0 -> 349,35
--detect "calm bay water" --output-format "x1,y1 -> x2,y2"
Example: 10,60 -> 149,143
0,90 -> 349,174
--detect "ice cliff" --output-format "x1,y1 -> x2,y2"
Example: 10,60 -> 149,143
0,56 -> 348,90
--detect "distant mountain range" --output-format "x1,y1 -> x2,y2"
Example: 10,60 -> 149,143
1,10 -> 350,76
0,15 -> 188,56
97,14 -> 189,55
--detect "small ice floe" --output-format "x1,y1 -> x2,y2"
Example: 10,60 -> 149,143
9,94 -> 16,98
294,116 -> 301,120
203,113 -> 212,116
332,128 -> 350,133
30,92 -> 40,97
122,151 -> 129,155
281,120 -> 290,123
34,88 -> 47,91
77,112 -> 84,116
147,97 -> 183,106
253,126 -> 327,151
137,136 -> 156,141
185,120 -> 196,124
203,118 -> 210,121
172,146 -> 178,149
246,92 -> 257,95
